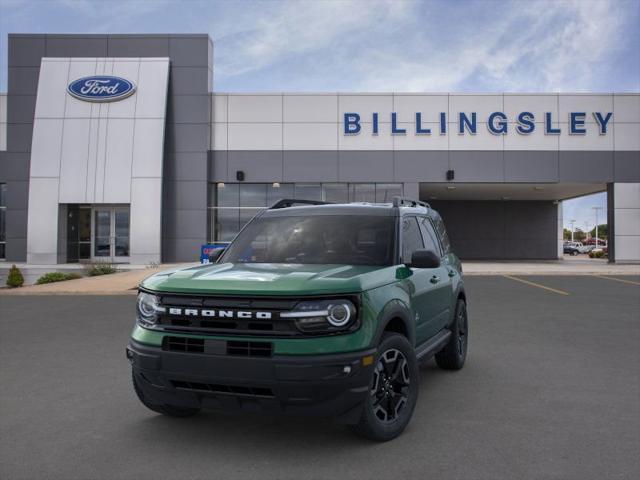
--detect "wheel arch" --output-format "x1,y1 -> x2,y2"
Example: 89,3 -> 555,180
371,299 -> 415,347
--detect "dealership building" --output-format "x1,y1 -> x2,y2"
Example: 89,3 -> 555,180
0,33 -> 638,265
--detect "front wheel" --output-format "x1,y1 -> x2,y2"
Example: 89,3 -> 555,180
351,333 -> 419,442
435,298 -> 468,370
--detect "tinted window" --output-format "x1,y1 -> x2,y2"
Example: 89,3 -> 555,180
221,215 -> 396,266
432,215 -> 451,254
401,217 -> 424,263
419,217 -> 441,256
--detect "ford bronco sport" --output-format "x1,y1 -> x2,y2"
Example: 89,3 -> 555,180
127,197 -> 468,441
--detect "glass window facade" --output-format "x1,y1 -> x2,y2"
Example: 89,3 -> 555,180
208,182 -> 403,242
0,183 -> 6,259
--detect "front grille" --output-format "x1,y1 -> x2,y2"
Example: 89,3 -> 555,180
171,380 -> 274,398
227,340 -> 273,357
162,336 -> 204,353
148,292 -> 360,338
162,336 -> 273,357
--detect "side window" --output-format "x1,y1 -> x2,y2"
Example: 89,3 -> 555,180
419,217 -> 442,256
401,217 -> 424,263
433,215 -> 451,254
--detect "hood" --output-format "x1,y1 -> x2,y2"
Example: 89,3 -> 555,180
140,262 -> 399,296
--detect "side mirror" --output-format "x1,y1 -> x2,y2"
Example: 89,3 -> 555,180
208,248 -> 225,263
408,249 -> 440,269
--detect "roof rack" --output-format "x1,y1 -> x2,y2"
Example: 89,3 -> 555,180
269,199 -> 332,209
391,196 -> 430,209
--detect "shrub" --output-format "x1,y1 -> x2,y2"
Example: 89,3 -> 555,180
85,263 -> 118,276
589,250 -> 606,259
6,265 -> 24,288
36,272 -> 82,284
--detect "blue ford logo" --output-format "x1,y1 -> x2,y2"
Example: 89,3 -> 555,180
67,76 -> 136,102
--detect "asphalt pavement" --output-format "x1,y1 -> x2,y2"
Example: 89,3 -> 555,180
0,275 -> 638,480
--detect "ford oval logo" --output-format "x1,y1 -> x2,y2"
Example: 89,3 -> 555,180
67,76 -> 136,102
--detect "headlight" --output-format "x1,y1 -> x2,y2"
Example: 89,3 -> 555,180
281,299 -> 357,333
136,292 -> 164,327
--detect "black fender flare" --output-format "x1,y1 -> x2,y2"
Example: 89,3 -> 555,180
371,299 -> 415,347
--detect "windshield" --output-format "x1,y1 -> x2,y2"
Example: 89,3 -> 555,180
220,215 -> 396,266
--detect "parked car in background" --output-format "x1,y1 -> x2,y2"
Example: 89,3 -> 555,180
563,242 -> 586,255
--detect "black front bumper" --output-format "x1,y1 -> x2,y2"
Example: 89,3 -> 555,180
127,340 -> 376,423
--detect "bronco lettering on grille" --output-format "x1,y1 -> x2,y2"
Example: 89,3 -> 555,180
167,308 -> 272,320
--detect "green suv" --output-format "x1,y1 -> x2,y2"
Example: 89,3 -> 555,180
127,197 -> 468,441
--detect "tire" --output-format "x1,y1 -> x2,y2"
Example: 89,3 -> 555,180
572,250 -> 579,256
132,371 -> 201,418
351,333 -> 419,442
435,299 -> 468,371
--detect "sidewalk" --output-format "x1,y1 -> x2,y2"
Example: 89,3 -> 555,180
463,257 -> 640,276
1,258 -> 638,295
0,264 -> 195,295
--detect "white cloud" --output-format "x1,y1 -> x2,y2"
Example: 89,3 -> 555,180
213,0 -> 636,92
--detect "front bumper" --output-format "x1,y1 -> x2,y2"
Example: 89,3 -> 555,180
127,339 -> 376,423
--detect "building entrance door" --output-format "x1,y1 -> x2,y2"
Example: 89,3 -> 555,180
92,206 -> 130,263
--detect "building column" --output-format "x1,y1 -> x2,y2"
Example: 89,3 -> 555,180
557,201 -> 564,259
608,183 -> 640,263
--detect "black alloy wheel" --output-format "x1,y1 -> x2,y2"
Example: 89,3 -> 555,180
371,348 -> 411,423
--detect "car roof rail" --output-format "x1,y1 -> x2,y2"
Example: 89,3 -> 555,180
391,196 -> 430,209
269,198 -> 332,209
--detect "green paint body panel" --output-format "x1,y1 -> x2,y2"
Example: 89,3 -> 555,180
135,264 -> 407,355
133,208 -> 465,356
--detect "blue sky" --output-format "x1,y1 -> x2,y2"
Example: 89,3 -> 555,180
1,0 -> 638,227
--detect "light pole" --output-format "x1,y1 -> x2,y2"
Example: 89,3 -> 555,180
592,206 -> 603,248
570,219 -> 576,242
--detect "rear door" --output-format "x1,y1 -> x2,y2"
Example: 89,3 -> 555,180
418,216 -> 453,333
400,216 -> 446,345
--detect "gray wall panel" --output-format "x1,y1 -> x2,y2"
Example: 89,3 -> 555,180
169,67 -> 211,95
6,124 -> 33,153
163,209 -> 208,239
6,95 -> 36,124
5,180 -> 29,209
45,36 -> 108,57
169,36 -> 211,67
614,151 -> 640,182
283,151 -> 338,182
431,200 -> 558,260
165,152 -> 209,181
7,67 -> 40,95
0,153 -> 30,181
209,151 -> 228,182
228,151 -> 283,182
162,237 -> 206,263
449,151 -> 504,182
6,208 -> 28,239
165,123 -> 210,153
5,237 -> 26,262
559,151 -> 614,182
167,95 -> 210,124
107,35 -> 170,57
394,151 -> 449,182
8,36 -> 45,67
338,151 -> 394,182
505,151 -> 559,182
164,180 -> 208,211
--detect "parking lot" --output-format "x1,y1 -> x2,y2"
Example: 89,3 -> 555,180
1,275 -> 638,480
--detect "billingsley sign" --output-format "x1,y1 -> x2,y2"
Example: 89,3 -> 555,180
343,111 -> 613,135
67,76 -> 136,102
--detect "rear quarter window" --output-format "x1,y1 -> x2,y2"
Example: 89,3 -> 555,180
432,215 -> 451,254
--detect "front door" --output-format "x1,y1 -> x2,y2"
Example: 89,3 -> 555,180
92,206 -> 130,263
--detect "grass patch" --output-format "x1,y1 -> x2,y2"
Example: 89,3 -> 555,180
84,263 -> 118,276
36,272 -> 82,285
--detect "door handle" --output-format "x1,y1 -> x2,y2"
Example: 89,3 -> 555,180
430,275 -> 440,284
448,269 -> 456,278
